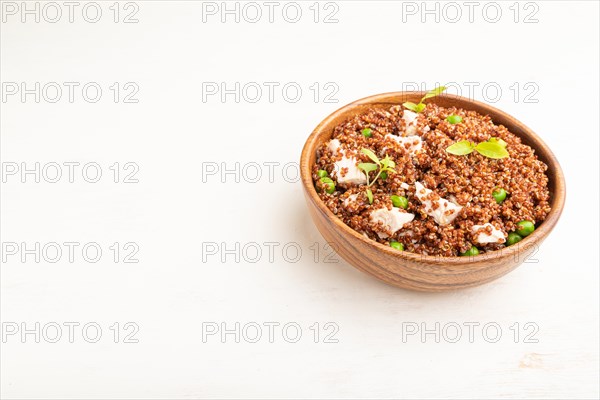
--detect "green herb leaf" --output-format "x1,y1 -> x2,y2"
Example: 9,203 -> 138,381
488,137 -> 507,147
421,86 -> 447,101
361,148 -> 380,164
446,114 -> 462,124
402,102 -> 421,113
380,155 -> 396,169
361,128 -> 372,138
357,162 -> 378,173
404,86 -> 446,114
360,150 -> 396,188
446,140 -> 476,155
366,189 -> 373,204
475,141 -> 509,159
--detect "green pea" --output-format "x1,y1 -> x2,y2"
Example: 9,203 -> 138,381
492,187 -> 507,204
380,171 -> 388,180
461,246 -> 479,256
506,232 -> 523,246
390,241 -> 404,251
320,177 -> 336,194
391,195 -> 408,209
446,114 -> 463,124
516,220 -> 535,237
317,170 -> 328,178
361,128 -> 372,138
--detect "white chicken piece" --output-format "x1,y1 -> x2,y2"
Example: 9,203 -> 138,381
332,156 -> 367,186
370,207 -> 415,239
471,223 -> 506,244
403,110 -> 419,135
326,139 -> 367,186
414,181 -> 463,226
385,134 -> 423,155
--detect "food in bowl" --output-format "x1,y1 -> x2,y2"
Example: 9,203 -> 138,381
311,88 -> 551,257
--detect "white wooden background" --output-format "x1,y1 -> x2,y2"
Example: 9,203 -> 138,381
1,1 -> 598,398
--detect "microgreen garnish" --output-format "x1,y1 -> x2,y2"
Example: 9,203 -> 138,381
446,137 -> 509,159
446,114 -> 462,124
475,141 -> 509,159
402,102 -> 426,113
361,128 -> 372,138
403,86 -> 447,113
488,137 -> 507,147
361,148 -> 379,164
366,189 -> 373,204
357,149 -> 397,204
357,161 -> 378,174
446,140 -> 475,155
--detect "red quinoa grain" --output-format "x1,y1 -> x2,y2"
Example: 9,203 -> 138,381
312,104 -> 551,257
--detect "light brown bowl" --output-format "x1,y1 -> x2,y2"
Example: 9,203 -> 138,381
300,92 -> 566,292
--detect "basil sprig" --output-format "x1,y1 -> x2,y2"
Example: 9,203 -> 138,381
403,86 -> 447,113
446,138 -> 509,159
357,149 -> 397,204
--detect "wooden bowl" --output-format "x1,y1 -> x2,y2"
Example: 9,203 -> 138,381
300,92 -> 566,291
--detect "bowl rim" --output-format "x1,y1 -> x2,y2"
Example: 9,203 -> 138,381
300,91 -> 566,266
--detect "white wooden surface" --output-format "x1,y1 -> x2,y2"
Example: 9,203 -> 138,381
1,1 -> 598,398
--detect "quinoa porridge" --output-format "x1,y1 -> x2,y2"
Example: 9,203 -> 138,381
311,91 -> 551,257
